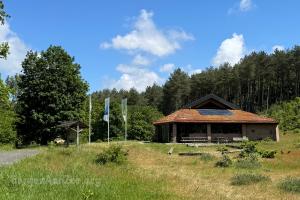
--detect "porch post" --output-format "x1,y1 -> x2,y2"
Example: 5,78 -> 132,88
275,125 -> 280,142
207,124 -> 211,142
172,123 -> 177,143
242,124 -> 247,139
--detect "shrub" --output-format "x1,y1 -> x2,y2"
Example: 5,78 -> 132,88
279,177 -> 300,193
239,141 -> 258,158
235,154 -> 261,169
215,154 -> 232,167
259,150 -> 277,158
216,146 -> 228,154
95,145 -> 128,165
200,153 -> 215,161
231,173 -> 269,185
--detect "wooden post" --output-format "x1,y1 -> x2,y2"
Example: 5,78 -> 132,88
172,123 -> 177,143
242,124 -> 247,138
275,125 -> 280,142
207,124 -> 211,142
76,123 -> 79,147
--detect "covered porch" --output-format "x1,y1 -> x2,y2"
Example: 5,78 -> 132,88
156,123 -> 247,143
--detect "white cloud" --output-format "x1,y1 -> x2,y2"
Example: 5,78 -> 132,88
239,0 -> 253,11
0,22 -> 29,76
183,64 -> 202,75
189,68 -> 202,75
132,54 -> 150,66
101,9 -> 194,91
212,33 -> 246,66
228,0 -> 254,14
272,45 -> 285,52
108,64 -> 162,92
160,63 -> 175,73
101,9 -> 193,57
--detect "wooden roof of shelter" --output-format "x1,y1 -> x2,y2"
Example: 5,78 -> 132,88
57,121 -> 88,129
154,94 -> 277,125
183,94 -> 239,109
153,109 -> 277,125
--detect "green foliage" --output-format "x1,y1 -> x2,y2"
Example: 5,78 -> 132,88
0,1 -> 10,59
231,173 -> 270,185
264,97 -> 300,132
235,154 -> 261,169
239,141 -> 258,157
128,106 -> 163,141
279,177 -> 300,193
95,145 -> 128,165
215,154 -> 232,167
162,68 -> 191,115
17,46 -> 88,145
144,84 -> 163,110
259,150 -> 277,158
0,78 -> 16,144
216,146 -> 228,154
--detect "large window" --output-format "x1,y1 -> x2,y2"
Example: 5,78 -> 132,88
211,124 -> 241,134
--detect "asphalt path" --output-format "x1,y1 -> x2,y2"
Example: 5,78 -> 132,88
0,149 -> 39,166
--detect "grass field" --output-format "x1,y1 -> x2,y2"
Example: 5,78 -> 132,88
0,133 -> 300,200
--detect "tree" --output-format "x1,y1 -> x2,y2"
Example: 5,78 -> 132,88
144,84 -> 163,110
162,68 -> 191,115
0,78 -> 16,143
17,46 -> 88,145
128,106 -> 163,141
0,1 -> 10,59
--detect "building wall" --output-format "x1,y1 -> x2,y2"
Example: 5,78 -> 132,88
245,124 -> 278,141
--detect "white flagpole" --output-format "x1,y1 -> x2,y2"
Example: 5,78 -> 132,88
125,99 -> 127,141
108,106 -> 110,145
88,95 -> 92,145
125,116 -> 127,141
108,98 -> 110,145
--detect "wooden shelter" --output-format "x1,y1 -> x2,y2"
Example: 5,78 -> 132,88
57,121 -> 88,146
153,94 -> 279,143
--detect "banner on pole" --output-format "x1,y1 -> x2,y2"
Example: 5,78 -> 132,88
121,98 -> 127,122
89,95 -> 92,112
103,97 -> 110,122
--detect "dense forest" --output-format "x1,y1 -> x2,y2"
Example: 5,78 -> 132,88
90,46 -> 300,115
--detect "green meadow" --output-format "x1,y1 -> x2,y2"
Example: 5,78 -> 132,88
0,133 -> 299,200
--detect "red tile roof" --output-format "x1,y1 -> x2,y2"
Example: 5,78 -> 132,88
153,109 -> 277,125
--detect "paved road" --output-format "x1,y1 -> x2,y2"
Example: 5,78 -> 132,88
0,149 -> 40,166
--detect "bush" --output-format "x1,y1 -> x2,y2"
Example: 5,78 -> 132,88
264,97 -> 300,132
231,173 -> 269,185
216,146 -> 228,154
95,145 -> 128,165
239,141 -> 258,157
200,153 -> 215,161
215,154 -> 232,167
259,150 -> 277,158
279,177 -> 300,193
235,154 -> 261,169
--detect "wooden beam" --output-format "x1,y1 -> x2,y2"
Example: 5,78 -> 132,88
207,124 -> 211,142
172,123 -> 177,143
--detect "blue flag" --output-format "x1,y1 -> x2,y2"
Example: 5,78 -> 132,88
103,97 -> 109,122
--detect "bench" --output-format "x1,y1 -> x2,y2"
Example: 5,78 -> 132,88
212,137 -> 229,143
181,137 -> 208,143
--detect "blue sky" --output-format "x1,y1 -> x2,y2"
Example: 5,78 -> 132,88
1,0 -> 300,92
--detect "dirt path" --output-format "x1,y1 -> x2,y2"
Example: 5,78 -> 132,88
0,149 -> 40,166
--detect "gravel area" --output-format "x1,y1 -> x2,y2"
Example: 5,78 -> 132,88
0,149 -> 40,166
